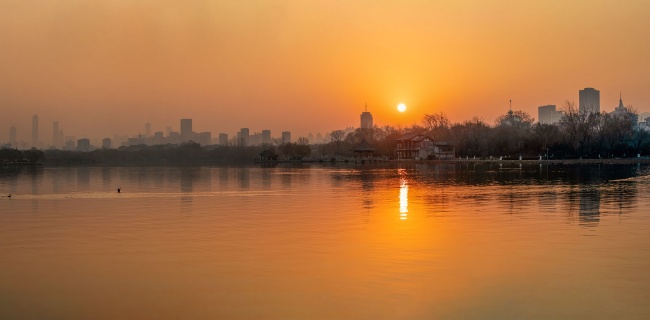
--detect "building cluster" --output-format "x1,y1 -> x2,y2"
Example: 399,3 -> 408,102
3,88 -> 648,154
1,116 -> 308,151
538,87 -> 648,127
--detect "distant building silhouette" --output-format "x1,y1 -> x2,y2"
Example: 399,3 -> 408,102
198,132 -> 211,146
579,87 -> 600,114
538,105 -> 563,124
219,133 -> 228,146
180,119 -> 192,142
52,121 -> 59,147
32,114 -> 38,148
360,104 -> 373,129
77,138 -> 90,152
9,126 -> 17,147
65,137 -> 76,150
282,131 -> 291,144
58,129 -> 64,148
262,130 -> 271,145
102,138 -> 112,149
610,93 -> 638,123
145,123 -> 151,138
238,128 -> 249,146
611,93 -> 627,115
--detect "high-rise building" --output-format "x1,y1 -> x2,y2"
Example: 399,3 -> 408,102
262,130 -> 271,145
9,126 -> 17,147
538,105 -> 563,124
58,129 -> 64,148
32,114 -> 39,148
579,87 -> 600,114
282,131 -> 291,144
65,137 -> 76,150
360,104 -> 373,129
198,132 -> 211,146
180,119 -> 192,141
102,138 -> 112,149
145,123 -> 151,137
77,138 -> 90,152
240,128 -> 250,146
219,133 -> 228,146
52,121 -> 59,147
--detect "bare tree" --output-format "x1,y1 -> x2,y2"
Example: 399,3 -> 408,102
422,112 -> 451,140
558,100 -> 596,155
297,137 -> 309,145
330,130 -> 345,154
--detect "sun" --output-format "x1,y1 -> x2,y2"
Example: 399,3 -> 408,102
397,103 -> 407,112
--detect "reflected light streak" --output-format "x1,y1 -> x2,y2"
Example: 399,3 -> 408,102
399,169 -> 408,220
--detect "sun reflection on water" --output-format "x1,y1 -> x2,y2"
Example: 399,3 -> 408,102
399,169 -> 408,220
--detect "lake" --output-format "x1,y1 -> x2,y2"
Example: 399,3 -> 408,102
1,163 -> 650,319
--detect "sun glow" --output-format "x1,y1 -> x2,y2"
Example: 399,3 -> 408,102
399,169 -> 408,220
397,103 -> 407,112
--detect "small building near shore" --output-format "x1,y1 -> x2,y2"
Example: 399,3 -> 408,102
394,133 -> 455,160
259,149 -> 279,161
351,138 -> 377,159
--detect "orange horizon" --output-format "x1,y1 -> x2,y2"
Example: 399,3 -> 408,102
1,1 -> 649,142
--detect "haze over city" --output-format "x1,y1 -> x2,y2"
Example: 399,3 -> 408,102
2,0 -> 650,142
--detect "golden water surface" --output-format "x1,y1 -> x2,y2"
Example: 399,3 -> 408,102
1,164 -> 650,319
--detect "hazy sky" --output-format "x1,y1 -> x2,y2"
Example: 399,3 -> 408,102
2,0 -> 650,143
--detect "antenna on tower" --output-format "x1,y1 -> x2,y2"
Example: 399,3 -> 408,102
365,102 -> 367,112
509,99 -> 512,111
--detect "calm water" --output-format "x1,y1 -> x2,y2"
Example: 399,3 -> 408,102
1,163 -> 650,319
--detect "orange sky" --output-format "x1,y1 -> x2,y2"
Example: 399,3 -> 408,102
2,0 -> 650,143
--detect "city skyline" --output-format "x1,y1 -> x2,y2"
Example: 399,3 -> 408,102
3,87 -> 645,149
2,1 -> 650,142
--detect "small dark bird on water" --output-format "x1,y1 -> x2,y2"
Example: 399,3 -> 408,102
117,188 -> 121,193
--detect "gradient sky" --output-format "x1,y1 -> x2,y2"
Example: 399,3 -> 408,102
2,0 -> 650,143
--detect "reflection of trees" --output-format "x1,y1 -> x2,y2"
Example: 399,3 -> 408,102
578,187 -> 600,227
180,167 -> 200,193
601,182 -> 637,219
77,167 -> 90,190
238,167 -> 250,189
102,167 -> 111,188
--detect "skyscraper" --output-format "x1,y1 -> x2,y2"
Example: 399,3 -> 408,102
360,104 -> 373,129
282,131 -> 291,144
219,133 -> 228,146
538,105 -> 563,124
9,126 -> 17,147
180,119 -> 192,141
262,130 -> 271,145
52,121 -> 59,147
145,123 -> 151,137
32,114 -> 39,148
579,87 -> 600,114
102,138 -> 112,149
239,128 -> 250,146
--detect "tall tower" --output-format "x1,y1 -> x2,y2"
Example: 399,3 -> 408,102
262,130 -> 271,145
360,103 -> 373,129
53,121 -> 59,147
32,114 -> 39,148
9,126 -> 17,147
282,131 -> 291,144
579,88 -> 600,114
180,119 -> 192,142
239,128 -> 250,146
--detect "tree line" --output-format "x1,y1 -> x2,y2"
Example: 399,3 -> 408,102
321,101 -> 649,159
2,100 -> 647,164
